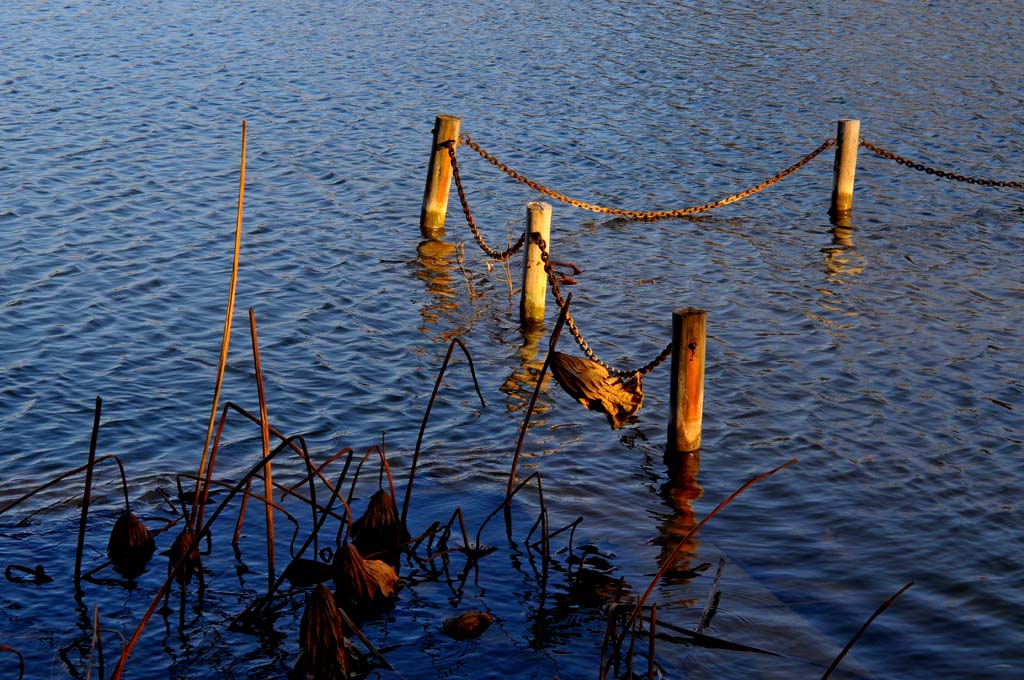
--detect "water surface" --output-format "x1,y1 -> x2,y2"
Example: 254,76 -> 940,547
1,1 -> 1022,678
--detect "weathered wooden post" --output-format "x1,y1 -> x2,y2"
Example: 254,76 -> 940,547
829,119 -> 860,221
667,308 -> 706,454
519,202 -> 552,328
420,114 -> 461,239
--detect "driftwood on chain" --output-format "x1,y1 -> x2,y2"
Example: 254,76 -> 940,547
549,352 -> 644,429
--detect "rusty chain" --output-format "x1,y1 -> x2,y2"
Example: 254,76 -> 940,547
448,132 -> 837,376
460,134 -> 836,220
531,231 -> 673,380
446,141 -> 525,261
860,139 -> 1024,189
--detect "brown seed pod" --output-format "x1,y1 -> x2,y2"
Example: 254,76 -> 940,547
106,511 -> 156,577
293,584 -> 352,680
331,542 -> 399,616
549,352 -> 644,429
351,490 -> 409,566
442,611 -> 494,641
167,528 -> 201,585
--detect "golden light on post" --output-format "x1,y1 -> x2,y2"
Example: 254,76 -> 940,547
519,201 -> 552,328
420,114 -> 461,238
667,308 -> 706,454
829,119 -> 860,221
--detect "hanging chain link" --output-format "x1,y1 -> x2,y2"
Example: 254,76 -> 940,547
530,231 -> 672,380
460,135 -> 836,220
446,141 -> 525,261
860,139 -> 1024,189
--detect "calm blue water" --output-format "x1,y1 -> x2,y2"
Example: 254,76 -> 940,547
1,1 -> 1022,678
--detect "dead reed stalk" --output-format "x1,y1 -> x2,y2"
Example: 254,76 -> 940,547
821,581 -> 914,679
0,453 -> 131,518
505,293 -> 572,510
400,337 -> 485,529
74,396 -> 102,593
0,645 -> 24,680
648,603 -> 657,680
191,119 -> 247,529
248,308 -> 276,590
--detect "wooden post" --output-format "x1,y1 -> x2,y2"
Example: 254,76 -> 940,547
667,308 -> 706,454
519,202 -> 552,328
829,119 -> 860,221
420,114 -> 461,238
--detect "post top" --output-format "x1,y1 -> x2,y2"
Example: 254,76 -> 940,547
673,307 -> 707,316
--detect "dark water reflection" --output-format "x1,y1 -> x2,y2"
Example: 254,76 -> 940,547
2,1 -> 1023,678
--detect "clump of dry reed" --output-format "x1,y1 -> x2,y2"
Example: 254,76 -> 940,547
106,511 -> 156,577
292,584 -> 363,680
351,489 -> 409,566
331,543 -> 400,616
167,528 -> 201,586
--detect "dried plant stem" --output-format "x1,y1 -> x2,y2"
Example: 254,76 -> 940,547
533,516 -> 582,550
248,308 -> 276,589
86,605 -> 103,680
191,119 -> 247,527
821,581 -> 914,680
74,396 -> 102,593
335,602 -> 395,671
474,471 -> 542,548
233,480 -> 254,546
648,603 -> 657,680
431,506 -> 471,557
696,558 -> 725,633
626,596 -> 640,677
506,294 -> 571,504
345,444 -> 389,518
0,645 -> 24,680
598,602 -> 623,680
0,453 -> 130,517
633,611 -> 783,656
282,447 -> 353,496
401,337 -> 485,529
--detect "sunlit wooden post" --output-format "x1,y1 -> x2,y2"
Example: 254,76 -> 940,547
420,114 -> 461,238
667,308 -> 706,454
519,202 -> 552,328
829,119 -> 860,221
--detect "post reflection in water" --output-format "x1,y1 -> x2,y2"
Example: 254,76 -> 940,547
654,450 -> 704,587
414,238 -> 486,344
813,218 -> 867,339
499,324 -> 552,416
821,217 -> 864,281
